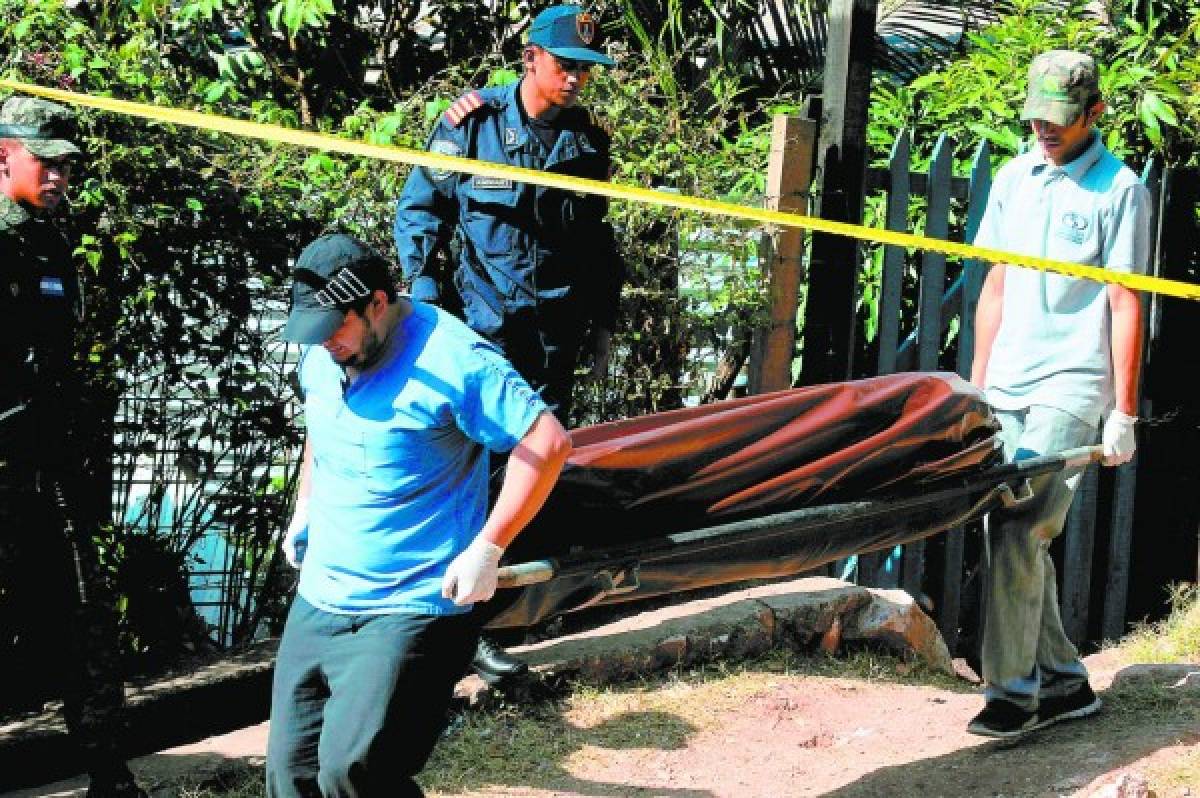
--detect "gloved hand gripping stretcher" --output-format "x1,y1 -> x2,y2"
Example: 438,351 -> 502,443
487,372 -> 1103,630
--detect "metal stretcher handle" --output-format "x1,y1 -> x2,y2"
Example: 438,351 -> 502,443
495,444 -> 1107,590
497,559 -> 557,588
1008,444 -> 1104,474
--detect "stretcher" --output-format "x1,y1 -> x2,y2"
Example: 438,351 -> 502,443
489,372 -> 1102,630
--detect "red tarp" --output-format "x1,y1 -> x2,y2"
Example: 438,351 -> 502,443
490,372 -> 1003,629
508,371 -> 1000,559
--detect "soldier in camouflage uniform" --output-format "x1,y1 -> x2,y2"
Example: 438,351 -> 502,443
0,96 -> 146,797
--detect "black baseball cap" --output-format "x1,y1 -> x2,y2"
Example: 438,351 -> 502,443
283,234 -> 394,344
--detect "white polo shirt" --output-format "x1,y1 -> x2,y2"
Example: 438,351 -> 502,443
972,133 -> 1151,427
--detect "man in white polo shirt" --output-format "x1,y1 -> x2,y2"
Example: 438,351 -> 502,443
967,50 -> 1150,738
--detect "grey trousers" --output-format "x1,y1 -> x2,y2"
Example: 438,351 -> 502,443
982,405 -> 1097,710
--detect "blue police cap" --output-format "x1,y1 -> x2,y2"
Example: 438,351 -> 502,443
528,5 -> 615,66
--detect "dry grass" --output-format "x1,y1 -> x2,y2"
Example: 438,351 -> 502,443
1108,583 -> 1200,666
1101,584 -> 1200,794
173,588 -> 1200,798
422,647 -> 963,796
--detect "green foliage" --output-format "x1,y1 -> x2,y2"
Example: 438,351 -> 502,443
869,0 -> 1200,169
1,0 -> 778,662
857,0 -> 1200,368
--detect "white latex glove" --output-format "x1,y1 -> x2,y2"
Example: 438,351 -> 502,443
282,513 -> 309,569
1101,410 -> 1137,467
442,538 -> 505,605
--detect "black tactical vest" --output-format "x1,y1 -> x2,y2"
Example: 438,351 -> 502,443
0,194 -> 82,473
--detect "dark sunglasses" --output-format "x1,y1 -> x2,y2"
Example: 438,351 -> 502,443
551,54 -> 593,74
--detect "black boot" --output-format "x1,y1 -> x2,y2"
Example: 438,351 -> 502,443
471,634 -> 528,685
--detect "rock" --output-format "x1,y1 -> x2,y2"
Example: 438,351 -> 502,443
841,587 -> 954,675
509,577 -> 957,685
1172,670 -> 1200,692
1085,770 -> 1150,798
1110,663 -> 1200,690
819,617 -> 843,655
952,658 -> 982,684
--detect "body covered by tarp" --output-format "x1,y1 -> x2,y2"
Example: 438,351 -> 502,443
491,371 -> 1003,629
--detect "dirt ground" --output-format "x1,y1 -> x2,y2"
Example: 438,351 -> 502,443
8,648 -> 1197,798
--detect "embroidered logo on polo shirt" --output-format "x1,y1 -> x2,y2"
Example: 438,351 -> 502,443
1055,211 -> 1090,244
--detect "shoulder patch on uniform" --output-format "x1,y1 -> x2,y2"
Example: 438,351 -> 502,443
444,91 -> 485,128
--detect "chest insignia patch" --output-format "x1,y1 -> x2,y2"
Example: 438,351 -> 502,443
40,276 -> 65,297
1057,211 -> 1089,244
473,175 -> 513,190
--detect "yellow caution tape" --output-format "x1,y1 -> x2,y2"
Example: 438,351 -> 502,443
4,78 -> 1198,301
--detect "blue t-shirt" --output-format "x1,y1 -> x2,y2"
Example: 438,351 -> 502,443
295,301 -> 547,615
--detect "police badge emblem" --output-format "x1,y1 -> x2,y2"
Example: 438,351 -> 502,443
576,12 -> 596,45
427,138 -> 463,182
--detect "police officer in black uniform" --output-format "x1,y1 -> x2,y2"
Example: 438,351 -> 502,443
0,96 -> 146,798
394,4 -> 625,684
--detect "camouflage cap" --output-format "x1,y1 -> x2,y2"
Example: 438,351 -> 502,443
0,97 -> 81,158
1022,50 -> 1100,127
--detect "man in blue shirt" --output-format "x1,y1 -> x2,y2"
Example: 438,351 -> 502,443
967,51 -> 1149,739
394,2 -> 623,684
266,234 -> 571,797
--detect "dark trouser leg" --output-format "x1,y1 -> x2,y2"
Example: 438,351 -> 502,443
266,596 -> 328,798
0,487 -> 135,790
267,596 -> 479,798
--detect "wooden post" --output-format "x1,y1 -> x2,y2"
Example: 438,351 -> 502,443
875,130 -> 911,376
915,134 -> 953,370
952,139 -> 993,655
901,134 -> 953,603
798,0 -> 877,387
955,139 -> 993,380
1103,159 -> 1163,639
1062,463 -> 1100,645
751,115 -> 817,394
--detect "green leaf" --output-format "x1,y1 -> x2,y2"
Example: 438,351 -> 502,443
1140,91 -> 1177,125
